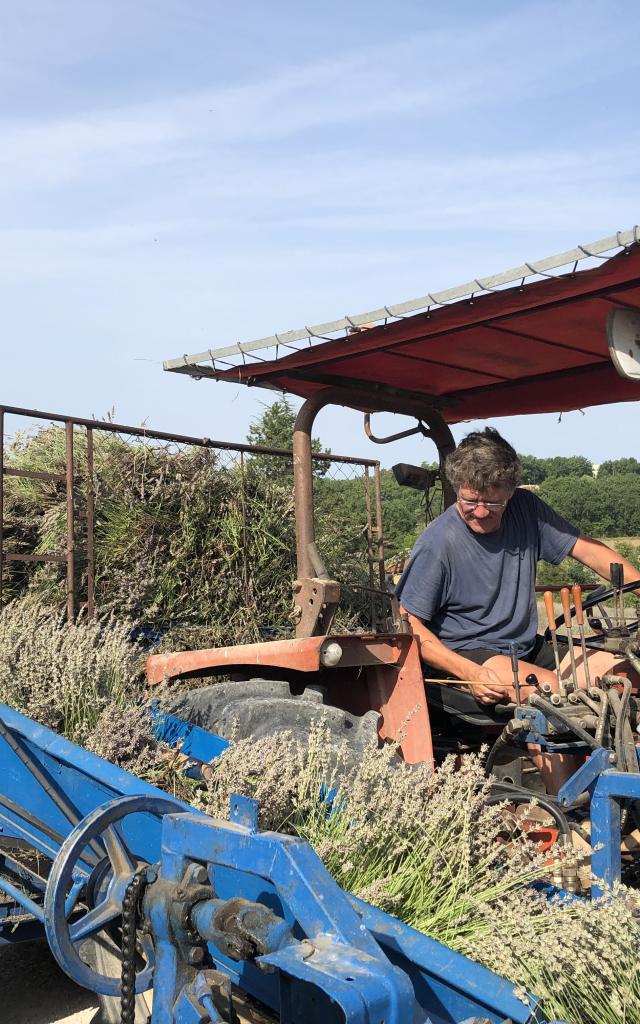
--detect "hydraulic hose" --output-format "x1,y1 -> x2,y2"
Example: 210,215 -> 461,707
486,786 -> 571,840
625,642 -> 640,678
575,691 -> 600,715
575,689 -> 609,749
484,728 -> 513,777
529,694 -> 600,751
592,690 -> 609,750
608,680 -> 636,773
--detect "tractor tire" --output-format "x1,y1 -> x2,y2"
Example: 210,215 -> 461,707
169,678 -> 381,761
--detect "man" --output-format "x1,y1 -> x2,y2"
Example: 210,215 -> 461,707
396,428 -> 640,706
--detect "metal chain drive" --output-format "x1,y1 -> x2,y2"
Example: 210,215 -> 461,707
120,868 -> 148,1024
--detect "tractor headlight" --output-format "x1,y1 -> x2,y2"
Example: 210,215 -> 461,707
319,641 -> 343,667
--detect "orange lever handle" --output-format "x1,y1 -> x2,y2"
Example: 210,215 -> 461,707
560,587 -> 572,628
572,585 -> 584,626
543,590 -> 556,630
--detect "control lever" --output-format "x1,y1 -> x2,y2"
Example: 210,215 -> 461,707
543,590 -> 565,696
572,585 -> 592,691
610,562 -> 628,634
509,641 -> 522,708
586,583 -> 614,630
560,587 -> 580,691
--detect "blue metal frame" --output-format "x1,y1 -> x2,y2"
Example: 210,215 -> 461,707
148,797 -> 544,1024
0,702 -> 559,1023
513,708 -> 593,753
150,704 -> 230,764
557,746 -> 640,896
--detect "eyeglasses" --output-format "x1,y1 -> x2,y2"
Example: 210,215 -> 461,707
457,496 -> 509,512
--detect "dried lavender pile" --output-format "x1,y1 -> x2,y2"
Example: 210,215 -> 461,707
2,425 -> 297,641
0,598 -> 142,742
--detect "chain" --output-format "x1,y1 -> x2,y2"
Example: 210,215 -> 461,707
120,868 -> 148,1024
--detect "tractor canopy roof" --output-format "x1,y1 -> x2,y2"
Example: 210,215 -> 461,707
165,229 -> 640,424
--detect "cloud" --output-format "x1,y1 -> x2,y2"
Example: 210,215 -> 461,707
0,1 -> 632,200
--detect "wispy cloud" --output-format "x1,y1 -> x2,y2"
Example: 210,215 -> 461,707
0,2 -> 631,201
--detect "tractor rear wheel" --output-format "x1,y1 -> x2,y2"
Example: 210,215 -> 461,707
169,678 -> 380,761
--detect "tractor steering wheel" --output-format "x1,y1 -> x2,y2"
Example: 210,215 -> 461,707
543,581 -> 640,646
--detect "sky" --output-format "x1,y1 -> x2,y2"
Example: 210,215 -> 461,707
2,0 -> 639,468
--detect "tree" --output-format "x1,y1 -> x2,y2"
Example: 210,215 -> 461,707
537,476 -> 600,535
541,455 -> 593,479
598,457 -> 640,477
519,454 -> 547,485
537,473 -> 640,537
246,397 -> 331,482
595,475 -> 640,536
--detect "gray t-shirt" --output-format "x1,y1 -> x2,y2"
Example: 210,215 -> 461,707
395,489 -> 579,657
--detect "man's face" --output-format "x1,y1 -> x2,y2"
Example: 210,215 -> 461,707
455,484 -> 513,534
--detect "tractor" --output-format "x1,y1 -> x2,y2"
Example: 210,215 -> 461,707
153,227 -> 640,889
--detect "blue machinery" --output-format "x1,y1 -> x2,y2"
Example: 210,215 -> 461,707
0,702 -> 638,1024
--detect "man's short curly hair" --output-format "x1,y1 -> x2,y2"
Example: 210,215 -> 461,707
445,427 -> 522,492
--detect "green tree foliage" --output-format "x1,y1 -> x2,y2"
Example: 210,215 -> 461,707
519,454 -> 547,485
598,457 -> 640,477
538,474 -> 640,537
246,397 -> 330,482
541,455 -> 593,479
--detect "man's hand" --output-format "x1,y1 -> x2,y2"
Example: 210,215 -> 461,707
470,666 -> 511,705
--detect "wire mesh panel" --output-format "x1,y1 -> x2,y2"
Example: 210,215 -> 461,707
0,407 -> 385,641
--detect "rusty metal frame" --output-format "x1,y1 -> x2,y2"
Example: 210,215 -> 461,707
146,631 -> 433,764
0,404 -> 384,624
292,390 -> 455,579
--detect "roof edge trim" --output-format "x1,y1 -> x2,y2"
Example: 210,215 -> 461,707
164,226 -> 640,374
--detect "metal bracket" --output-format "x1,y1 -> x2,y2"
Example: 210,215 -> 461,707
293,577 -> 341,637
172,969 -> 238,1024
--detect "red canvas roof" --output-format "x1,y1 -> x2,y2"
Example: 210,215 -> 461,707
212,244 -> 640,423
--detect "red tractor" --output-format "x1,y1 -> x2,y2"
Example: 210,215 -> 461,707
148,229 -> 640,773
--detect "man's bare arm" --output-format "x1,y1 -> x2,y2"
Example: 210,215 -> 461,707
402,609 -> 509,702
570,537 -> 640,589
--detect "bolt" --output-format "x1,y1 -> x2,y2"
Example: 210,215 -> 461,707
176,888 -> 185,899
188,946 -> 205,965
192,865 -> 208,884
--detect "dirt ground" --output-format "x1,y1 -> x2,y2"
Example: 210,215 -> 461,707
1,940 -> 101,1024
1,941 -> 268,1024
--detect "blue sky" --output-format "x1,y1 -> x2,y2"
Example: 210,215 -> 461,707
2,0 -> 639,467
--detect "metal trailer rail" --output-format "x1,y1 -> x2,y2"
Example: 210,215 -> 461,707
0,700 -> 566,1024
0,403 -> 384,624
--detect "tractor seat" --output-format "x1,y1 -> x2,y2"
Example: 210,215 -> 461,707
425,682 -> 515,727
